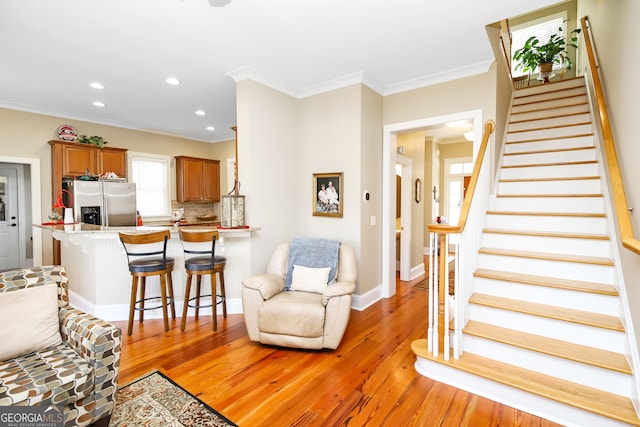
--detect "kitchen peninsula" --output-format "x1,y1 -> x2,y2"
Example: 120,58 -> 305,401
37,223 -> 260,321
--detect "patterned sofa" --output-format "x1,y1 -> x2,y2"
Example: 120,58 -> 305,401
0,266 -> 121,427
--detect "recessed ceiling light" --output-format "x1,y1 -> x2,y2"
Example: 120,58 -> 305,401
166,77 -> 180,85
89,82 -> 104,89
195,110 -> 206,116
93,101 -> 106,107
206,126 -> 215,131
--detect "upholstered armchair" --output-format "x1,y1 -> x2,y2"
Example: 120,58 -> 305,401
0,266 -> 121,427
242,239 -> 357,350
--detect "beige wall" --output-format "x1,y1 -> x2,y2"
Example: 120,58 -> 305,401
0,107 -> 233,264
397,131 -> 426,268
577,0 -> 640,365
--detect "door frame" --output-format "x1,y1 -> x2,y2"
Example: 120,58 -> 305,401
396,155 -> 412,281
0,156 -> 42,267
382,109 -> 482,298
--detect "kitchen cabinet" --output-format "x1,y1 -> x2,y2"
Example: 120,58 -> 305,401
49,140 -> 128,179
175,156 -> 220,202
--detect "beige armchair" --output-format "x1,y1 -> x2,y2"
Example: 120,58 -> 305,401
242,241 -> 357,350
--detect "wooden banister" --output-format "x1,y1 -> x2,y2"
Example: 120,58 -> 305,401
428,120 -> 495,235
581,16 -> 640,255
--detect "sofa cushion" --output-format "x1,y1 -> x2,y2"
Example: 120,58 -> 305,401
0,283 -> 62,362
0,342 -> 93,406
290,265 -> 331,294
258,291 -> 325,338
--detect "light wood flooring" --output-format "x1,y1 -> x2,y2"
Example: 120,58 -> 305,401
114,266 -> 561,426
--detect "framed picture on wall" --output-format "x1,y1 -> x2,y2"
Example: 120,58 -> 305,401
313,172 -> 343,218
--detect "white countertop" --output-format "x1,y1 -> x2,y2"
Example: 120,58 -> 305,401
35,222 -> 260,234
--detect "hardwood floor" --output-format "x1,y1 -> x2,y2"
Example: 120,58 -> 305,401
114,270 -> 561,426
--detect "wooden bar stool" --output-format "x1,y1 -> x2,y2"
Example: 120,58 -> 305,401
179,229 -> 227,331
119,230 -> 176,336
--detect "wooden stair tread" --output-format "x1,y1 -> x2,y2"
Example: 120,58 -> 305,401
499,176 -> 600,182
514,91 -> 587,107
482,227 -> 609,240
496,193 -> 603,198
502,160 -> 598,169
510,107 -> 589,123
508,121 -> 591,134
478,246 -> 614,266
412,340 -> 640,426
469,293 -> 624,331
473,268 -> 618,296
463,321 -> 631,374
486,210 -> 606,218
503,146 -> 595,156
505,133 -> 594,144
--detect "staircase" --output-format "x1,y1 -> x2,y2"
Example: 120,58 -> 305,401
413,77 -> 640,427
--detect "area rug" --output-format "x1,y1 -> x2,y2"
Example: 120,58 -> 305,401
414,256 -> 455,292
110,370 -> 237,426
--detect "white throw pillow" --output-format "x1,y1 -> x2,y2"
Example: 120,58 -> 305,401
0,284 -> 62,362
290,264 -> 331,293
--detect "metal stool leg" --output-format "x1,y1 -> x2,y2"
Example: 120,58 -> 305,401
210,271 -> 217,331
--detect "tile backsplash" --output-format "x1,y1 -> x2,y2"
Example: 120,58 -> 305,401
171,200 -> 219,221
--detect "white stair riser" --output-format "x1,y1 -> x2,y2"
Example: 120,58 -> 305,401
481,233 -> 611,258
500,163 -> 599,180
508,124 -> 592,143
503,148 -> 596,166
515,79 -> 586,97
477,252 -> 614,284
467,304 -> 625,352
513,88 -> 587,108
463,336 -> 631,397
504,136 -> 594,154
510,103 -> 590,122
494,196 -> 605,214
497,179 -> 602,195
508,113 -> 592,132
485,214 -> 609,234
472,277 -> 619,316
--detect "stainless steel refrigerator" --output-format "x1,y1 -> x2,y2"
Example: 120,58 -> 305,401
63,180 -> 137,226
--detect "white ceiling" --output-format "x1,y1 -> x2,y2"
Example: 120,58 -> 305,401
0,0 -> 559,143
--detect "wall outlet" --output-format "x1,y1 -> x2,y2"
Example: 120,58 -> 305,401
370,215 -> 376,226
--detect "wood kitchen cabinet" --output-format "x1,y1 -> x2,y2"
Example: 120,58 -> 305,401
175,156 -> 220,202
49,140 -> 128,179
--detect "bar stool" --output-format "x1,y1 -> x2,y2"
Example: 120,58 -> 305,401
119,230 -> 176,336
179,229 -> 227,331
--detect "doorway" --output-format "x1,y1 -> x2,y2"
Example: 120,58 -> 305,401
382,110 -> 482,298
0,158 -> 42,269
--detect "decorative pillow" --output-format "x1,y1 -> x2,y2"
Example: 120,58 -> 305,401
290,264 -> 331,293
0,283 -> 62,362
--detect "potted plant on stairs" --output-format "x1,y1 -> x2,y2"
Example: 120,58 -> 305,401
513,25 -> 581,83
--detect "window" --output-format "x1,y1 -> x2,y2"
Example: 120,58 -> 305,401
511,13 -> 566,77
128,152 -> 170,219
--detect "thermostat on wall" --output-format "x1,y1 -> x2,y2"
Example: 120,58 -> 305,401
363,191 -> 370,202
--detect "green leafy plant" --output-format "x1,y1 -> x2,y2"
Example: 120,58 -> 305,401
513,26 -> 581,74
78,135 -> 108,148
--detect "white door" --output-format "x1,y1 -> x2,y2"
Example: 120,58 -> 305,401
0,168 -> 19,270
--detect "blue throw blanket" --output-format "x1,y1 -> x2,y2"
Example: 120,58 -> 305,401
285,237 -> 341,290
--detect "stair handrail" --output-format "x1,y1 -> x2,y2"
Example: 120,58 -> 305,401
427,119 -> 495,235
581,16 -> 640,255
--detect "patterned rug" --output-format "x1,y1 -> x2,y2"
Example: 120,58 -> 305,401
110,370 -> 237,426
414,256 -> 455,292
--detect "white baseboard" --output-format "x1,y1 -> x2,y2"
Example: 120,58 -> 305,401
69,290 -> 243,322
351,285 -> 382,311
